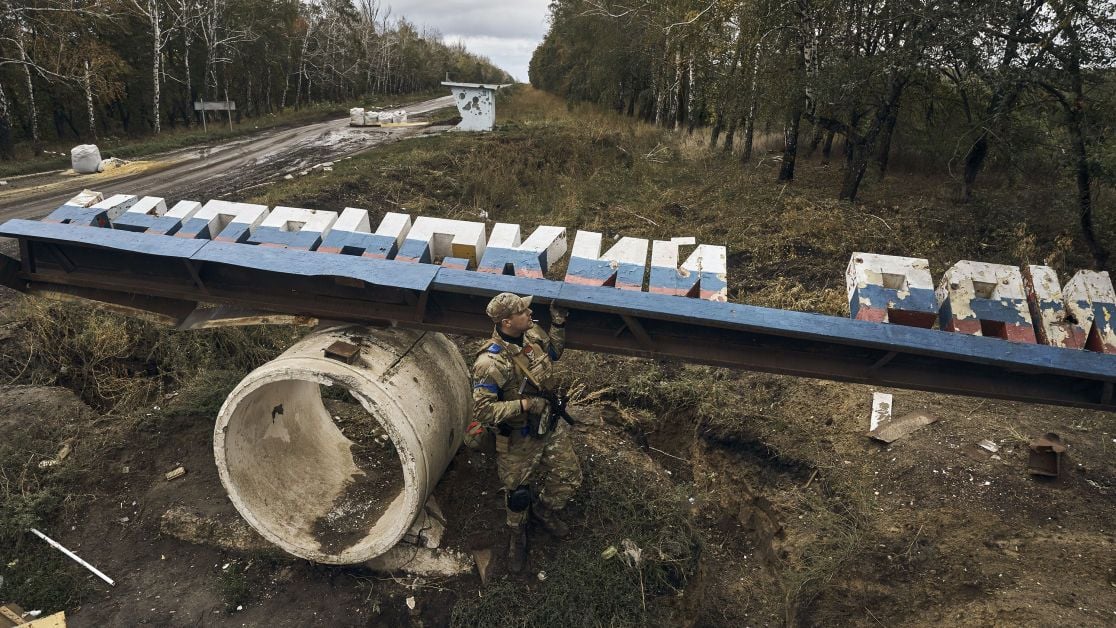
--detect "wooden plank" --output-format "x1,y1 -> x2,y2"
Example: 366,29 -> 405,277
0,604 -> 26,626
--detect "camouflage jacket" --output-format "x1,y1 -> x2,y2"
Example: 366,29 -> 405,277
471,323 -> 566,429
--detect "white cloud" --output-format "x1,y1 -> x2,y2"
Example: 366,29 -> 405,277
382,0 -> 550,81
447,36 -> 539,82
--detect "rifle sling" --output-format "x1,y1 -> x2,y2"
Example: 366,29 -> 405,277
487,338 -> 544,391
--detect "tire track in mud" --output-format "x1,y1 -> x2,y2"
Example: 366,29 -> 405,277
0,95 -> 456,220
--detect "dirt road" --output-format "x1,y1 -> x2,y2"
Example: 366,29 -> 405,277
0,95 -> 456,220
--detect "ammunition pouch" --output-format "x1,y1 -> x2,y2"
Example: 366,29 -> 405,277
462,420 -> 493,451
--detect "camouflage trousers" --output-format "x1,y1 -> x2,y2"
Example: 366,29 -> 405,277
496,420 -> 582,527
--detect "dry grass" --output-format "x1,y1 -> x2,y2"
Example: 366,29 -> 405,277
0,297 -> 298,413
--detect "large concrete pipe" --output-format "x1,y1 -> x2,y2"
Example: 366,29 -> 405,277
214,326 -> 470,564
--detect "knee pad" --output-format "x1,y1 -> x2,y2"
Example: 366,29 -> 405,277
507,485 -> 533,513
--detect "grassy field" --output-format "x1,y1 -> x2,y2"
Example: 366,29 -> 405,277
252,86 -> 1108,309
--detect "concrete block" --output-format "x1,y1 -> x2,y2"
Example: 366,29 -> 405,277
1063,270 -> 1116,353
175,199 -> 268,243
365,545 -> 474,577
649,238 -> 728,301
936,260 -> 1035,343
441,257 -> 470,270
250,206 -> 338,250
477,223 -> 567,278
113,196 -> 196,234
846,253 -> 937,327
127,195 -> 168,216
1022,265 -> 1085,348
442,82 -> 503,132
45,194 -> 138,227
396,216 -> 486,267
92,194 -> 141,218
66,189 -> 103,207
43,203 -> 111,227
564,230 -> 648,290
317,209 -> 411,257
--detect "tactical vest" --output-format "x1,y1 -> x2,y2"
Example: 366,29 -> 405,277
482,326 -> 556,427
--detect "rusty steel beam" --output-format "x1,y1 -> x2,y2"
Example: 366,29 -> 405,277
1,217 -> 1115,411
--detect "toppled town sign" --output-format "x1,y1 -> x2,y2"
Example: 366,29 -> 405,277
1,190 -> 1114,411
848,253 -> 1116,353
39,193 -> 730,301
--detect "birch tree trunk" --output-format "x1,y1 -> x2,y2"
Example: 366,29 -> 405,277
150,0 -> 162,134
674,49 -> 687,130
742,40 -> 763,163
20,45 -> 42,154
295,21 -> 315,109
84,60 -> 96,139
183,26 -> 194,123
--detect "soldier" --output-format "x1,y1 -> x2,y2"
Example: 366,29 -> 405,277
470,292 -> 583,573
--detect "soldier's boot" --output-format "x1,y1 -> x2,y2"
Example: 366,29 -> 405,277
507,524 -> 528,573
531,504 -> 571,540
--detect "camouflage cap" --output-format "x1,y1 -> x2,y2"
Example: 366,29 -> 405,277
486,292 -> 533,323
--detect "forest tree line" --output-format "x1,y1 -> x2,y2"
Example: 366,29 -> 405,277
530,0 -> 1116,268
0,0 -> 511,156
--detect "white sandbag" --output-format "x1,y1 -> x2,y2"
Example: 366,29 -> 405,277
71,144 -> 103,174
349,107 -> 365,125
392,110 -> 408,123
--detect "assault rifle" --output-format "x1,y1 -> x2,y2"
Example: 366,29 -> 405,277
535,388 -> 576,430
520,380 -> 576,435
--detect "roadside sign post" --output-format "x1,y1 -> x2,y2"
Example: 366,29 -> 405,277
194,99 -> 237,134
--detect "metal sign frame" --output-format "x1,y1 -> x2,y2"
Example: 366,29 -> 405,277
2,217 -> 1114,411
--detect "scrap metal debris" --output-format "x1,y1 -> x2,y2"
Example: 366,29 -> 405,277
165,466 -> 187,481
1028,432 -> 1066,477
324,340 -> 361,364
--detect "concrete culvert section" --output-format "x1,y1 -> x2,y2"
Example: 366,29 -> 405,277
214,326 -> 470,564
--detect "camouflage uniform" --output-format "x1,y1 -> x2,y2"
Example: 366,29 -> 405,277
472,305 -> 582,528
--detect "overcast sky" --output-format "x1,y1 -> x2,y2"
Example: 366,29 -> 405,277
382,1 -> 551,82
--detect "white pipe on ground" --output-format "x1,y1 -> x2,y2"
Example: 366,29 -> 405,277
214,326 -> 470,564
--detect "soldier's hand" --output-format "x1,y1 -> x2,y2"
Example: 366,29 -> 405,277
550,303 -> 569,325
522,396 -> 548,415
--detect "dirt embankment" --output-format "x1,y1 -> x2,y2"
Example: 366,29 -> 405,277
4,360 -> 1115,627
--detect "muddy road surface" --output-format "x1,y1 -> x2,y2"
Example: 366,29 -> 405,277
0,95 -> 456,220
